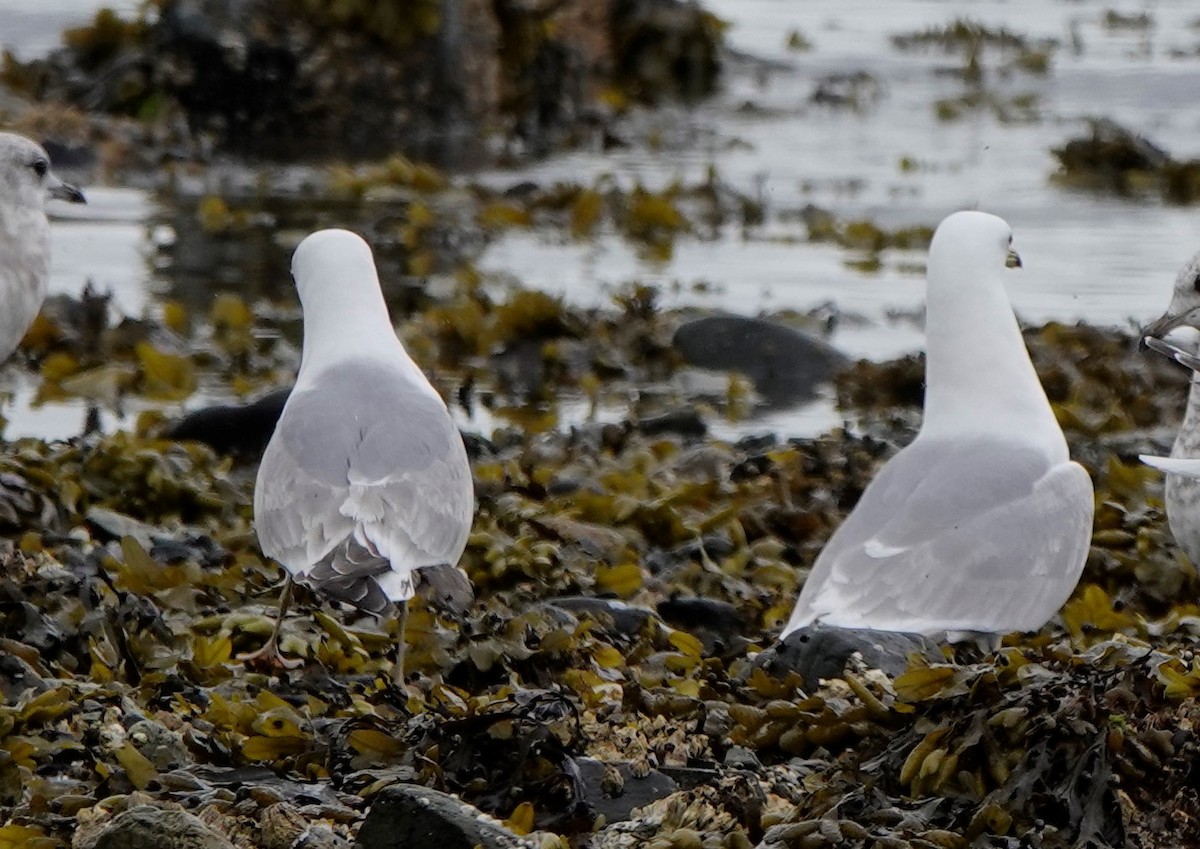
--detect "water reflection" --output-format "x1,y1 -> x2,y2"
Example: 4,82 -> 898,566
7,0 -> 1200,441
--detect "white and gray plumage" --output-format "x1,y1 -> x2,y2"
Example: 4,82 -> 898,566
781,211 -> 1094,643
0,131 -> 86,361
1138,252 -> 1200,567
249,229 -> 474,680
1140,249 -> 1200,342
1139,332 -> 1200,566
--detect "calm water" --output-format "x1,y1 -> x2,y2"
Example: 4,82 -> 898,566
1,0 -> 1196,439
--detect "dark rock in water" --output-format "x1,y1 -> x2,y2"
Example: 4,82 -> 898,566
165,389 -> 290,459
758,623 -> 943,684
355,783 -> 530,849
572,756 -> 678,823
636,407 -> 707,438
166,390 -> 490,465
673,314 -> 846,406
76,805 -> 235,849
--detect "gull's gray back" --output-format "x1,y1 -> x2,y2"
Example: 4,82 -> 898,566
255,359 -> 474,607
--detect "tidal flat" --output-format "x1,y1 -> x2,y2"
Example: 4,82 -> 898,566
2,1 -> 1200,847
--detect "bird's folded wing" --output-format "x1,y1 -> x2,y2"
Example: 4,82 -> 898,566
1141,454 -> 1200,477
784,437 -> 1093,637
254,362 -> 474,582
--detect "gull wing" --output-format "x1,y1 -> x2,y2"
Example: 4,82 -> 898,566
1141,454 -> 1200,478
783,436 -> 1094,637
254,360 -> 474,605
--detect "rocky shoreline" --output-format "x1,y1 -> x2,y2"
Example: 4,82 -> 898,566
3,3 -> 1200,848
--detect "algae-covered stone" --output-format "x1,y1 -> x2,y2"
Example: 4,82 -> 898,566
355,784 -> 532,849
75,805 -> 235,849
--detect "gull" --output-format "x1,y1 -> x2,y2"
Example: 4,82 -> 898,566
1140,249 -> 1200,342
1138,251 -> 1200,567
781,211 -> 1094,643
0,132 -> 86,361
1138,332 -> 1200,566
249,229 -> 475,682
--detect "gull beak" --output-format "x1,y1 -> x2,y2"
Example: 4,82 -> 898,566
1005,248 -> 1022,269
1139,310 -> 1190,349
47,175 -> 86,204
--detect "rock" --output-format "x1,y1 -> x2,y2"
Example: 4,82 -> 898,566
757,623 -> 943,684
354,783 -> 531,849
10,0 -> 723,162
572,757 -> 677,823
656,597 -> 746,654
672,315 -> 846,406
529,515 -> 633,564
127,719 -> 190,771
75,805 -> 235,849
164,389 -> 290,459
636,408 -> 707,438
723,746 -> 761,771
0,652 -> 48,702
261,802 -> 349,849
543,597 -> 655,637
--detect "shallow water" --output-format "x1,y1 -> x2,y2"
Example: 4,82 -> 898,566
3,0 -> 1199,440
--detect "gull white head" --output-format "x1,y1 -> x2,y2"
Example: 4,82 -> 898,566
927,210 -> 1021,286
920,210 -> 1065,453
290,229 -> 403,374
1142,250 -> 1200,342
291,228 -> 382,308
0,132 -> 86,211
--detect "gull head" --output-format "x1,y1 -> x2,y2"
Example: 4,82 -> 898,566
928,210 -> 1021,281
0,132 -> 86,211
291,228 -> 381,305
1141,250 -> 1200,347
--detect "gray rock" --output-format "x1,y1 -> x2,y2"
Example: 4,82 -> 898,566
77,805 -> 235,849
0,653 -> 48,702
572,758 -> 678,823
723,746 -> 762,771
757,623 -> 943,684
355,784 -> 531,849
127,719 -> 190,771
542,597 -> 656,637
673,314 -> 846,406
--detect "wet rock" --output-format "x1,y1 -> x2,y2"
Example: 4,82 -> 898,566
656,597 -> 748,654
573,757 -> 678,823
354,784 -> 531,849
543,596 -> 655,637
1053,119 -> 1170,188
757,622 -> 943,684
672,315 -> 846,406
1052,119 -> 1200,202
261,802 -> 349,849
611,0 -> 723,103
75,805 -> 236,849
11,0 -> 723,163
636,407 -> 707,438
722,746 -> 761,771
414,564 -> 475,616
164,389 -> 289,459
127,719 -> 190,771
0,652 -> 48,701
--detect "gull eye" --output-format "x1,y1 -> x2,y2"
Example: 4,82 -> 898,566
30,159 -> 48,179
1193,272 -> 1200,294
